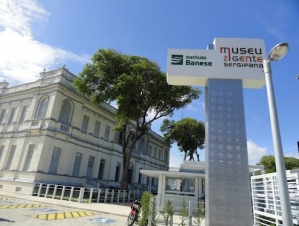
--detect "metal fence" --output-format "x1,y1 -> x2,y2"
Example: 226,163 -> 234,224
148,196 -> 205,226
32,183 -> 142,203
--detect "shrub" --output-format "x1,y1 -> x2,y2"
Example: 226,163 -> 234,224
193,205 -> 204,226
138,191 -> 152,226
159,199 -> 174,226
179,199 -> 188,226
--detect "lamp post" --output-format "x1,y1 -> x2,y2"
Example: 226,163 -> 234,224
263,42 -> 293,225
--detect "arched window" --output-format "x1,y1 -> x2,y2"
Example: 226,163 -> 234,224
36,96 -> 49,119
58,100 -> 73,125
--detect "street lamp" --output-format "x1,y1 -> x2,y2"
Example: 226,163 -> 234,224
263,42 -> 293,225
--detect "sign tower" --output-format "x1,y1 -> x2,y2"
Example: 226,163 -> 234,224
167,38 -> 266,226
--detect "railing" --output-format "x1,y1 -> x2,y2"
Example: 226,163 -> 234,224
148,196 -> 205,226
32,183 -> 141,203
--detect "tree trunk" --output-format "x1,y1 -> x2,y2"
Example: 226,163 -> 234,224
121,155 -> 130,190
120,137 -> 138,190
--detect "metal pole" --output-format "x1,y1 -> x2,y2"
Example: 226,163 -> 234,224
263,59 -> 293,225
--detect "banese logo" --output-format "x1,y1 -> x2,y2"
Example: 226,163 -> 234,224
220,47 -> 263,68
171,54 -> 212,67
171,55 -> 183,65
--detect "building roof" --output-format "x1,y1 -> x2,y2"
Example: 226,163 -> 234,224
141,160 -> 265,178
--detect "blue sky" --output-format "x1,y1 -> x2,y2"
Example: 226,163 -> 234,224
1,0 -> 299,167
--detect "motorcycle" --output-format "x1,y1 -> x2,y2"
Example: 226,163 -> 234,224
127,199 -> 141,226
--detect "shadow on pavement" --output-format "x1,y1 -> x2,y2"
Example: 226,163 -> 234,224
0,218 -> 15,222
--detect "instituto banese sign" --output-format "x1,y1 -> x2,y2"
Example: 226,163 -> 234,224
167,38 -> 266,88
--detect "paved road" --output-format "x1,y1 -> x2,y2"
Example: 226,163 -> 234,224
0,195 -> 129,226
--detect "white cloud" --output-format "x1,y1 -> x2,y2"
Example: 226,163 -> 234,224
0,0 -> 89,84
169,151 -> 184,168
186,99 -> 205,112
247,140 -> 268,164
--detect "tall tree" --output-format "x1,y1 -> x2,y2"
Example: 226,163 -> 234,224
73,49 -> 200,189
160,118 -> 205,161
257,155 -> 299,173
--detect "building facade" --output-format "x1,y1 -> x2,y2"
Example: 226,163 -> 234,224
0,67 -> 169,194
251,169 -> 299,225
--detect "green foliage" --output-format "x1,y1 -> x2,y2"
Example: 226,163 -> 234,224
193,205 -> 204,226
73,49 -> 201,189
160,117 -> 205,160
179,199 -> 188,226
149,195 -> 159,226
138,191 -> 153,226
257,155 -> 299,173
159,199 -> 174,226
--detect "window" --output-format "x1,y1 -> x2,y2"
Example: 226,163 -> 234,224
149,145 -> 152,156
165,177 -> 195,194
7,108 -> 16,124
139,138 -> 146,153
152,177 -> 155,186
154,148 -> 157,158
49,147 -> 61,174
98,159 -> 105,180
0,109 -> 6,124
81,115 -> 89,133
86,155 -> 95,178
19,106 -> 28,123
93,121 -> 100,138
116,131 -> 123,145
5,145 -> 16,169
23,144 -> 34,171
0,145 -> 4,162
165,151 -> 168,162
58,100 -> 72,125
36,97 -> 48,119
115,162 -> 121,182
104,125 -> 110,141
72,152 -> 82,177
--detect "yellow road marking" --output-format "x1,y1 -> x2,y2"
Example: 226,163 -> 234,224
8,204 -> 17,209
39,214 -> 47,220
0,197 -> 8,200
47,213 -> 56,221
0,203 -> 46,209
72,212 -> 80,218
78,211 -> 86,217
64,212 -> 72,218
85,211 -> 93,216
0,204 -> 9,209
56,213 -> 64,220
29,211 -> 94,220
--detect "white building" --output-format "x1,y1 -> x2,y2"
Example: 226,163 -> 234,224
0,67 -> 169,195
142,161 -> 264,213
251,169 -> 299,225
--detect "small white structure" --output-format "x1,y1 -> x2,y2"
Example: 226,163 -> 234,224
142,161 -> 205,212
142,160 -> 264,213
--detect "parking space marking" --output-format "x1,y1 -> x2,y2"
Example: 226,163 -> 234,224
0,203 -> 46,209
29,211 -> 94,220
90,218 -> 116,224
